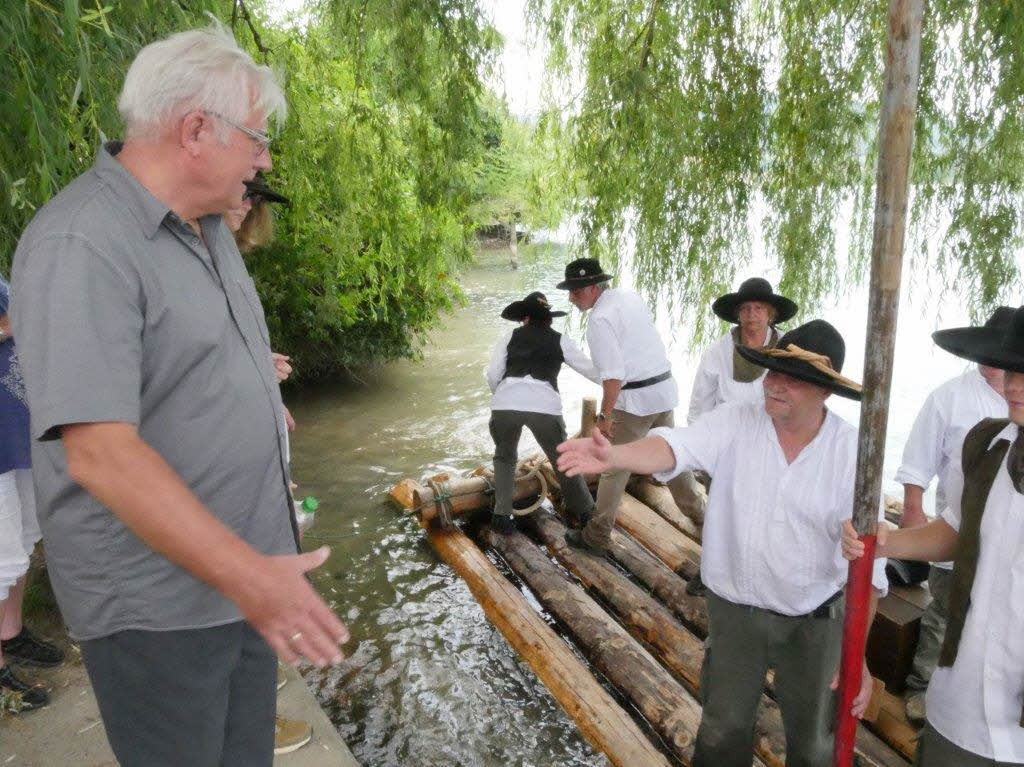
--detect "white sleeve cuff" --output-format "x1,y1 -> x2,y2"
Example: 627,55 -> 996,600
649,426 -> 684,482
940,505 -> 962,532
893,466 -> 931,488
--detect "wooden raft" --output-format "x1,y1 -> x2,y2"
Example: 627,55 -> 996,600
390,404 -> 923,766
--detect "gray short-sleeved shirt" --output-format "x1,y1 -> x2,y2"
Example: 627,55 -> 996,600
11,143 -> 297,640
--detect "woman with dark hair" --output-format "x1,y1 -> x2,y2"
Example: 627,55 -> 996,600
486,291 -> 600,532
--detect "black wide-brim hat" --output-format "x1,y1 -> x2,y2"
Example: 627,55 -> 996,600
501,291 -> 567,322
932,305 -> 1024,372
244,173 -> 290,205
556,258 -> 613,290
712,277 -> 798,325
736,318 -> 862,400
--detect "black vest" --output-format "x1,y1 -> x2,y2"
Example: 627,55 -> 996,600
503,325 -> 564,391
940,417 -> 1024,727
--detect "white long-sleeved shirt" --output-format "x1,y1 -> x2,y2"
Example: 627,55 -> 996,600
687,328 -> 771,424
486,328 -> 600,415
586,288 -> 678,416
894,368 -> 1005,569
651,402 -> 888,615
926,421 -> 1024,761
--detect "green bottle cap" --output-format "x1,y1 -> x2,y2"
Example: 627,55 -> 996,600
301,496 -> 319,513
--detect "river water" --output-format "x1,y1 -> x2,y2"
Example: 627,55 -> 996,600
287,242 -> 982,767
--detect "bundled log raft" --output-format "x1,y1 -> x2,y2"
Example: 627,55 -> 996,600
389,400 -> 920,765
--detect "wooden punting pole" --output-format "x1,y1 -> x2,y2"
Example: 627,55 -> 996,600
837,0 -> 923,762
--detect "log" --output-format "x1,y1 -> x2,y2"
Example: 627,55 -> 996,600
418,519 -> 673,767
481,525 -> 714,766
616,494 -> 701,578
412,474 -> 541,523
628,479 -> 703,540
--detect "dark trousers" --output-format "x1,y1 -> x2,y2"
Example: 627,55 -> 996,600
694,590 -> 843,767
489,410 -> 595,520
916,722 -> 1024,767
80,621 -> 276,767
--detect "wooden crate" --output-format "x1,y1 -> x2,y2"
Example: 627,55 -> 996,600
867,593 -> 923,693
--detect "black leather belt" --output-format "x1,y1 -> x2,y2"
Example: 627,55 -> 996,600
768,590 -> 844,620
621,370 -> 672,390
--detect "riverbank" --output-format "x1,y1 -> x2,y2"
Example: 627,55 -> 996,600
0,648 -> 360,766
1,560 -> 360,765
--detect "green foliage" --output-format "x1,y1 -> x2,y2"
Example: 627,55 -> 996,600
529,0 -> 1024,336
1,0 -> 501,377
471,99 -> 571,237
1,0 -> 232,262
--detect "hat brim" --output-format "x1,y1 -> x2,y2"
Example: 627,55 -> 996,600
556,273 -> 613,290
735,345 -> 862,400
932,327 -> 1024,373
712,293 -> 798,325
500,301 -> 567,321
244,181 -> 290,205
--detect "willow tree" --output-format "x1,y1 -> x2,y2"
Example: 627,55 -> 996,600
2,0 -> 501,377
528,0 -> 1023,338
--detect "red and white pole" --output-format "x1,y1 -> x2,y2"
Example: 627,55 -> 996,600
836,0 -> 923,764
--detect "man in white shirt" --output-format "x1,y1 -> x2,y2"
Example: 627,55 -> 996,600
688,277 -> 798,423
559,319 -> 885,766
843,307 -> 1024,767
485,291 -> 600,533
893,306 -> 1012,723
556,258 -> 701,552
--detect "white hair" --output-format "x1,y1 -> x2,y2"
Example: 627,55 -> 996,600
118,22 -> 286,140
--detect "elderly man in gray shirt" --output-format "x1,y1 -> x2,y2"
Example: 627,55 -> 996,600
11,25 -> 348,767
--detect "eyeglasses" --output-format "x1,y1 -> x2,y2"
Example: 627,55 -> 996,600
204,111 -> 271,158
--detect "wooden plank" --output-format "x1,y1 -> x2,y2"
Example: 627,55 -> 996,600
418,519 -> 673,767
481,525 -> 718,766
890,584 -> 930,612
867,594 -> 922,694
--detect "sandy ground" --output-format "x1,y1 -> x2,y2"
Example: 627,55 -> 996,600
0,655 -> 359,766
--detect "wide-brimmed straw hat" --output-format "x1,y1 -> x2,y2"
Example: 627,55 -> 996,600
244,173 -> 290,205
556,258 -> 613,290
736,319 -> 862,400
932,305 -> 1023,373
501,291 -> 567,322
712,277 -> 798,325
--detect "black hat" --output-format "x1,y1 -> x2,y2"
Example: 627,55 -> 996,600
712,277 -> 798,325
244,173 -> 290,205
932,305 -> 1024,373
736,319 -> 862,400
885,558 -> 931,587
556,258 -> 613,290
501,291 -> 567,322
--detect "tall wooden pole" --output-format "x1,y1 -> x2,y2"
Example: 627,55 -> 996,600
836,0 -> 923,765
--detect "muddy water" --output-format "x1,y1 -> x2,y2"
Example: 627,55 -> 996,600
286,242 -> 976,767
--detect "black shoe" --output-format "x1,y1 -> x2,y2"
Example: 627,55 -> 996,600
490,513 -> 516,534
1,627 -> 65,668
0,664 -> 49,712
565,529 -> 607,555
685,572 -> 707,597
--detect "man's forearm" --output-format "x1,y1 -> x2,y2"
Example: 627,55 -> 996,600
882,519 -> 959,563
600,379 -> 622,417
63,423 -> 265,603
608,435 -> 677,475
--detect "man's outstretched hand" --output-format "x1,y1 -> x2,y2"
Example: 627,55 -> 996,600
233,546 -> 350,667
557,429 -> 615,476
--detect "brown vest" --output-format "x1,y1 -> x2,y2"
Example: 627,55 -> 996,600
938,417 -> 1023,726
